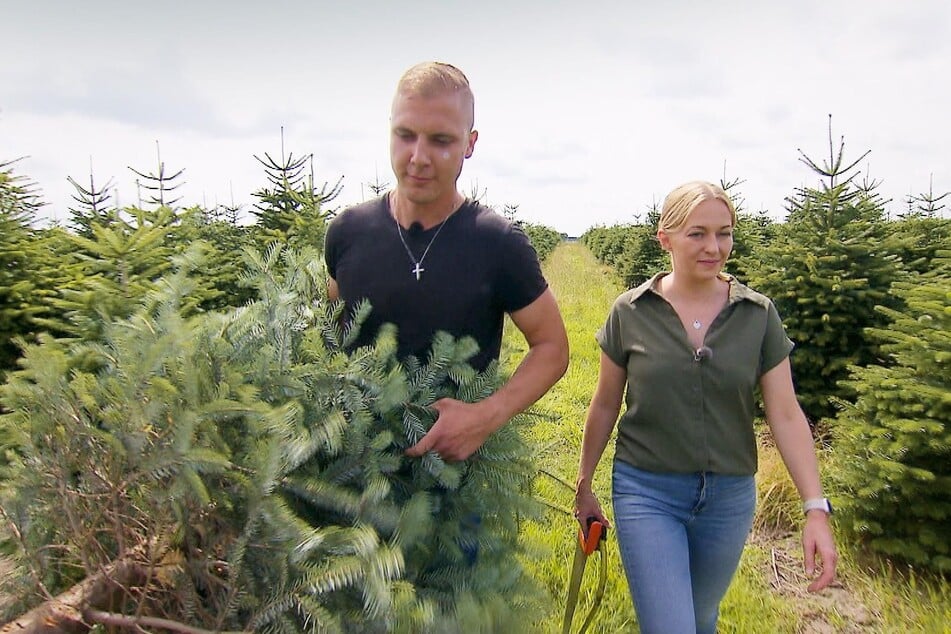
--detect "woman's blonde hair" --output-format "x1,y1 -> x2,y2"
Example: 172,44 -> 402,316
659,180 -> 737,233
395,61 -> 475,130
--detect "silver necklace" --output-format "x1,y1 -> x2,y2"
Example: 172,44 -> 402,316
393,203 -> 456,281
692,319 -> 702,330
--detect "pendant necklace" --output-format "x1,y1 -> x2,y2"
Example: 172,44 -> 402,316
393,198 -> 457,281
692,319 -> 702,330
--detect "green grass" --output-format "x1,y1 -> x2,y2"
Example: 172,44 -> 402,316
502,242 -> 951,633
503,242 -> 633,633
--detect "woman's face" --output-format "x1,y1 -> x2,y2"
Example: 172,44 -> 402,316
658,199 -> 734,282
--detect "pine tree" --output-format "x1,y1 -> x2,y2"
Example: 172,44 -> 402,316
831,252 -> 951,572
721,172 -> 775,282
67,163 -> 118,238
0,159 -> 44,376
170,205 -> 255,311
729,207 -> 774,283
33,208 -> 176,344
128,141 -> 185,209
616,205 -> 665,288
749,120 -> 905,423
581,224 -> 636,270
1,245 -> 546,631
890,179 -> 951,277
519,222 -> 562,261
250,132 -> 342,250
365,174 -> 390,199
903,173 -> 948,218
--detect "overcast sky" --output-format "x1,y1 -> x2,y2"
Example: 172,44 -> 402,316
2,1 -> 949,236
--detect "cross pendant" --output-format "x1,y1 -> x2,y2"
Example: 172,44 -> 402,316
412,262 -> 424,280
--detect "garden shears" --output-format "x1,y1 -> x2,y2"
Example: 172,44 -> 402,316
561,517 -> 608,634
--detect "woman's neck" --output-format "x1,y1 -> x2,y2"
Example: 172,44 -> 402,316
660,272 -> 726,302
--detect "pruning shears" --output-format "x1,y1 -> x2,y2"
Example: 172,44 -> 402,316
561,517 -> 608,634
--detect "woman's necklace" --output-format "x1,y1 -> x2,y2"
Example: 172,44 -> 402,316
692,319 -> 703,330
392,195 -> 459,281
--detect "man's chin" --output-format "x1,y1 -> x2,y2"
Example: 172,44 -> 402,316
399,185 -> 438,205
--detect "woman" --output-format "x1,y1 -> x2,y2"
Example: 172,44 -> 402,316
574,181 -> 837,633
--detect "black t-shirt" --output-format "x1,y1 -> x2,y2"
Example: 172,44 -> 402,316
324,195 -> 547,371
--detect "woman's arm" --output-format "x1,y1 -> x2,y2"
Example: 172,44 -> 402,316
761,357 -> 838,592
574,352 -> 627,528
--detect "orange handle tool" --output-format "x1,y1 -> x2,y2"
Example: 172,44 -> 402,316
579,518 -> 606,555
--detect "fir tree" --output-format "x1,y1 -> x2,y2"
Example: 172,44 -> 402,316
729,207 -> 774,283
250,131 -> 342,250
749,120 -> 905,423
890,179 -> 951,277
831,253 -> 951,572
170,205 -> 255,311
519,222 -> 562,261
1,245 -> 546,632
0,159 -> 44,376
720,172 -> 775,283
581,224 -> 636,270
365,174 -> 390,199
33,208 -> 176,344
128,141 -> 185,209
903,173 -> 948,218
616,205 -> 665,288
66,163 -> 117,238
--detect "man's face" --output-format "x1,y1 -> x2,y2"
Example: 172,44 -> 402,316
390,89 -> 477,209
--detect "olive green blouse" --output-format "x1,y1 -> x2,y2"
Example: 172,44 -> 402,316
597,272 -> 794,476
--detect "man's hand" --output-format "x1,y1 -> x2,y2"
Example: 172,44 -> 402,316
405,289 -> 568,463
405,398 -> 494,462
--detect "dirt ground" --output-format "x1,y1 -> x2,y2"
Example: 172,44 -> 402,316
754,532 -> 880,633
0,537 -> 900,633
0,557 -> 11,615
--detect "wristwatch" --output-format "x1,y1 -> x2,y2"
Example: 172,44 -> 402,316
803,497 -> 834,515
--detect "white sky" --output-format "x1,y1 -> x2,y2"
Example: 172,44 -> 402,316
2,1 -> 949,236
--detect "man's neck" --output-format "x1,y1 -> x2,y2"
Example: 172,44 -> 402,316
390,190 -> 465,230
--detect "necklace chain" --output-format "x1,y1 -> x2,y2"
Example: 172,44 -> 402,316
392,197 -> 458,281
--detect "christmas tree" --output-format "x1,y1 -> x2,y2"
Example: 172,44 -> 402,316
0,245 -> 545,632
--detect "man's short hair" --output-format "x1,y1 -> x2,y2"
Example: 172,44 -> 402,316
395,61 -> 475,130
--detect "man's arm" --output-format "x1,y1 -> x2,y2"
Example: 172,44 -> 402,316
405,288 -> 568,461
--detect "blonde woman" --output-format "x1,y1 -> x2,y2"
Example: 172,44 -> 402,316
574,181 -> 837,633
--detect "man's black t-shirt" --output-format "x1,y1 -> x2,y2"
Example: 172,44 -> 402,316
324,195 -> 547,371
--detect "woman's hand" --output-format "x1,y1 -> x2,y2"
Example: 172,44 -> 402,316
803,511 -> 838,592
573,488 -> 611,532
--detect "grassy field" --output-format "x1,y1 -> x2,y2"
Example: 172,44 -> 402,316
503,241 -> 951,633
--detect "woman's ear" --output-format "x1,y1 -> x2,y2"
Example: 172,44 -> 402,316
657,229 -> 671,251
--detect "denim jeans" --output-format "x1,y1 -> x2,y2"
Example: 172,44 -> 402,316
611,460 -> 756,634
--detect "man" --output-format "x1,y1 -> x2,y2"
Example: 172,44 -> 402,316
324,61 -> 568,462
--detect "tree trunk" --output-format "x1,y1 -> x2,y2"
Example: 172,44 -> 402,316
0,558 -> 147,634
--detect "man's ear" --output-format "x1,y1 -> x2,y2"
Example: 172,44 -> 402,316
465,129 -> 478,158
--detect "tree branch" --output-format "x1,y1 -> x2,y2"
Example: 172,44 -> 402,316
84,609 -> 247,634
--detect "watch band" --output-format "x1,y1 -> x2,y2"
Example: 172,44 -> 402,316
803,497 -> 833,515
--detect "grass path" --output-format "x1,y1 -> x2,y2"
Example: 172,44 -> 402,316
503,240 -> 635,632
509,241 -> 949,633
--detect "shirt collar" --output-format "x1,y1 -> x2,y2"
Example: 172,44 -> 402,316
628,272 -> 771,309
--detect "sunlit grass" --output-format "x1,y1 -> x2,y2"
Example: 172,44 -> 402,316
836,546 -> 951,633
504,242 -> 634,633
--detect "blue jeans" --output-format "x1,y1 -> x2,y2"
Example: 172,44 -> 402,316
611,460 -> 756,634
